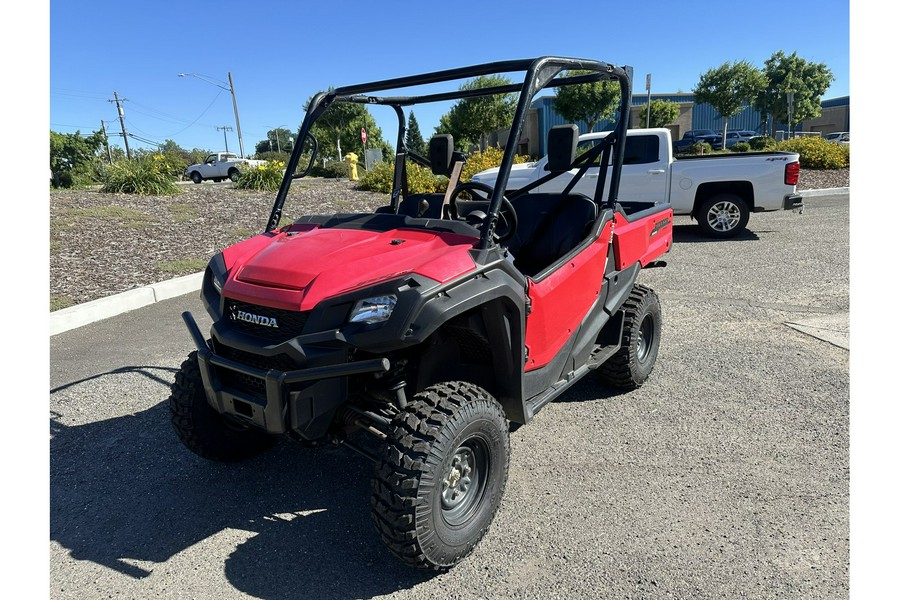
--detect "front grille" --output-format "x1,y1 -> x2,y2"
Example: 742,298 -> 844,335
225,299 -> 310,342
215,345 -> 298,395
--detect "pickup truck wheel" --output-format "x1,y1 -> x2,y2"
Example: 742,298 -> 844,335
597,284 -> 661,389
697,193 -> 749,238
190,172 -> 203,184
168,351 -> 275,462
371,381 -> 510,570
228,169 -> 240,182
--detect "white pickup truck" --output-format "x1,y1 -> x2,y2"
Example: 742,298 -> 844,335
185,152 -> 266,184
472,128 -> 803,238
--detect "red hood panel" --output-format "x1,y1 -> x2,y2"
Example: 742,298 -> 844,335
228,227 -> 477,310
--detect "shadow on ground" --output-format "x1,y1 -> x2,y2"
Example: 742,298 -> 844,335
50,366 -> 433,599
672,223 -> 762,243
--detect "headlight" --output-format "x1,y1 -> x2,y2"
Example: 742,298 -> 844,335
212,271 -> 225,294
348,295 -> 397,324
206,253 -> 227,294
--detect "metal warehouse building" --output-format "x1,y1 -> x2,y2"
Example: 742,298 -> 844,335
501,94 -> 850,157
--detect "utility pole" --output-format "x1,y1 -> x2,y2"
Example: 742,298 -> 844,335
217,126 -> 234,153
100,120 -> 113,162
786,91 -> 795,139
645,74 -> 652,128
108,91 -> 131,159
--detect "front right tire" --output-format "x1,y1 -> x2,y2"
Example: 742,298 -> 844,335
371,381 -> 510,570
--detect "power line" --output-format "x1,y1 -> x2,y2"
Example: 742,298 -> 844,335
50,89 -> 109,100
124,89 -> 226,140
127,133 -> 165,147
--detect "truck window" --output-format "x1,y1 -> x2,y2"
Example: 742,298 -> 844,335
622,135 -> 659,165
570,134 -> 660,166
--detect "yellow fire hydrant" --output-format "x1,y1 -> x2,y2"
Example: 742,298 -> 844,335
345,152 -> 359,181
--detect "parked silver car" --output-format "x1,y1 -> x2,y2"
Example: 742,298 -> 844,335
824,132 -> 850,145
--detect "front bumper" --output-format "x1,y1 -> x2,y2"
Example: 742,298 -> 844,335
182,311 -> 390,437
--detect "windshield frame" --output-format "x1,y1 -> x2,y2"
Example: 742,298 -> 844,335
266,56 -> 633,250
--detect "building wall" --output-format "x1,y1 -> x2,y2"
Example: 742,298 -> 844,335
799,97 -> 850,134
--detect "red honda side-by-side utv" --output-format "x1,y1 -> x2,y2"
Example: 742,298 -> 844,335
168,57 -> 674,570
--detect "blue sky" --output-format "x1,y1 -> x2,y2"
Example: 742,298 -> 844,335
49,0 -> 851,156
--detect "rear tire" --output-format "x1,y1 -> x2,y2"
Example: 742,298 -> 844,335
168,351 -> 274,462
597,284 -> 661,389
371,381 -> 510,570
228,169 -> 240,182
190,172 -> 203,184
697,193 -> 749,238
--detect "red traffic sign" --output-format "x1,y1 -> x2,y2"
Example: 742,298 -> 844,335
361,128 -> 367,143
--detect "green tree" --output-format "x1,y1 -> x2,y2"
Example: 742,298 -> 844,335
50,129 -> 107,188
434,112 -> 474,151
754,51 -> 834,135
436,75 -> 517,150
305,92 -> 392,161
693,60 -> 767,143
552,70 -> 621,133
405,111 -> 426,155
187,148 -> 210,164
640,99 -> 681,128
255,128 -> 295,155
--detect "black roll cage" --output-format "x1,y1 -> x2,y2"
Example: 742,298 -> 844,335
267,56 -> 633,250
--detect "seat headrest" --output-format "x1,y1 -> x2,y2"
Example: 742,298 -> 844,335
547,124 -> 579,173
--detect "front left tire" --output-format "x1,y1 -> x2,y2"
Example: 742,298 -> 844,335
371,381 -> 510,570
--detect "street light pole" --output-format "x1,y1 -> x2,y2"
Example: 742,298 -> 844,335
178,72 -> 246,158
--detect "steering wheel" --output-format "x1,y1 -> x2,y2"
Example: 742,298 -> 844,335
447,181 -> 518,243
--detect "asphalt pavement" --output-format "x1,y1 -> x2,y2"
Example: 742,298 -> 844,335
49,193 -> 850,599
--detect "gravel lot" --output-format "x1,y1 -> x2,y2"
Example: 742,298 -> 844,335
49,169 -> 848,309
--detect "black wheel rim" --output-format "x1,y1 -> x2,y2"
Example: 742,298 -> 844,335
441,437 -> 489,526
637,314 -> 655,362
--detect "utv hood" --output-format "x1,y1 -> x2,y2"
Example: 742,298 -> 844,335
222,225 -> 478,310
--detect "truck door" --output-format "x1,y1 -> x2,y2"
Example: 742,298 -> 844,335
198,154 -> 217,179
614,134 -> 668,204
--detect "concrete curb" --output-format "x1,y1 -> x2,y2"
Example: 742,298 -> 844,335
800,187 -> 849,197
50,272 -> 204,336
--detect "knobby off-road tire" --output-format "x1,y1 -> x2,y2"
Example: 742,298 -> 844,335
371,381 -> 510,570
597,284 -> 662,389
697,193 -> 750,238
168,351 -> 275,462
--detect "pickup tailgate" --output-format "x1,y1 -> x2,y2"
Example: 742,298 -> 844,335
612,206 -> 673,270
